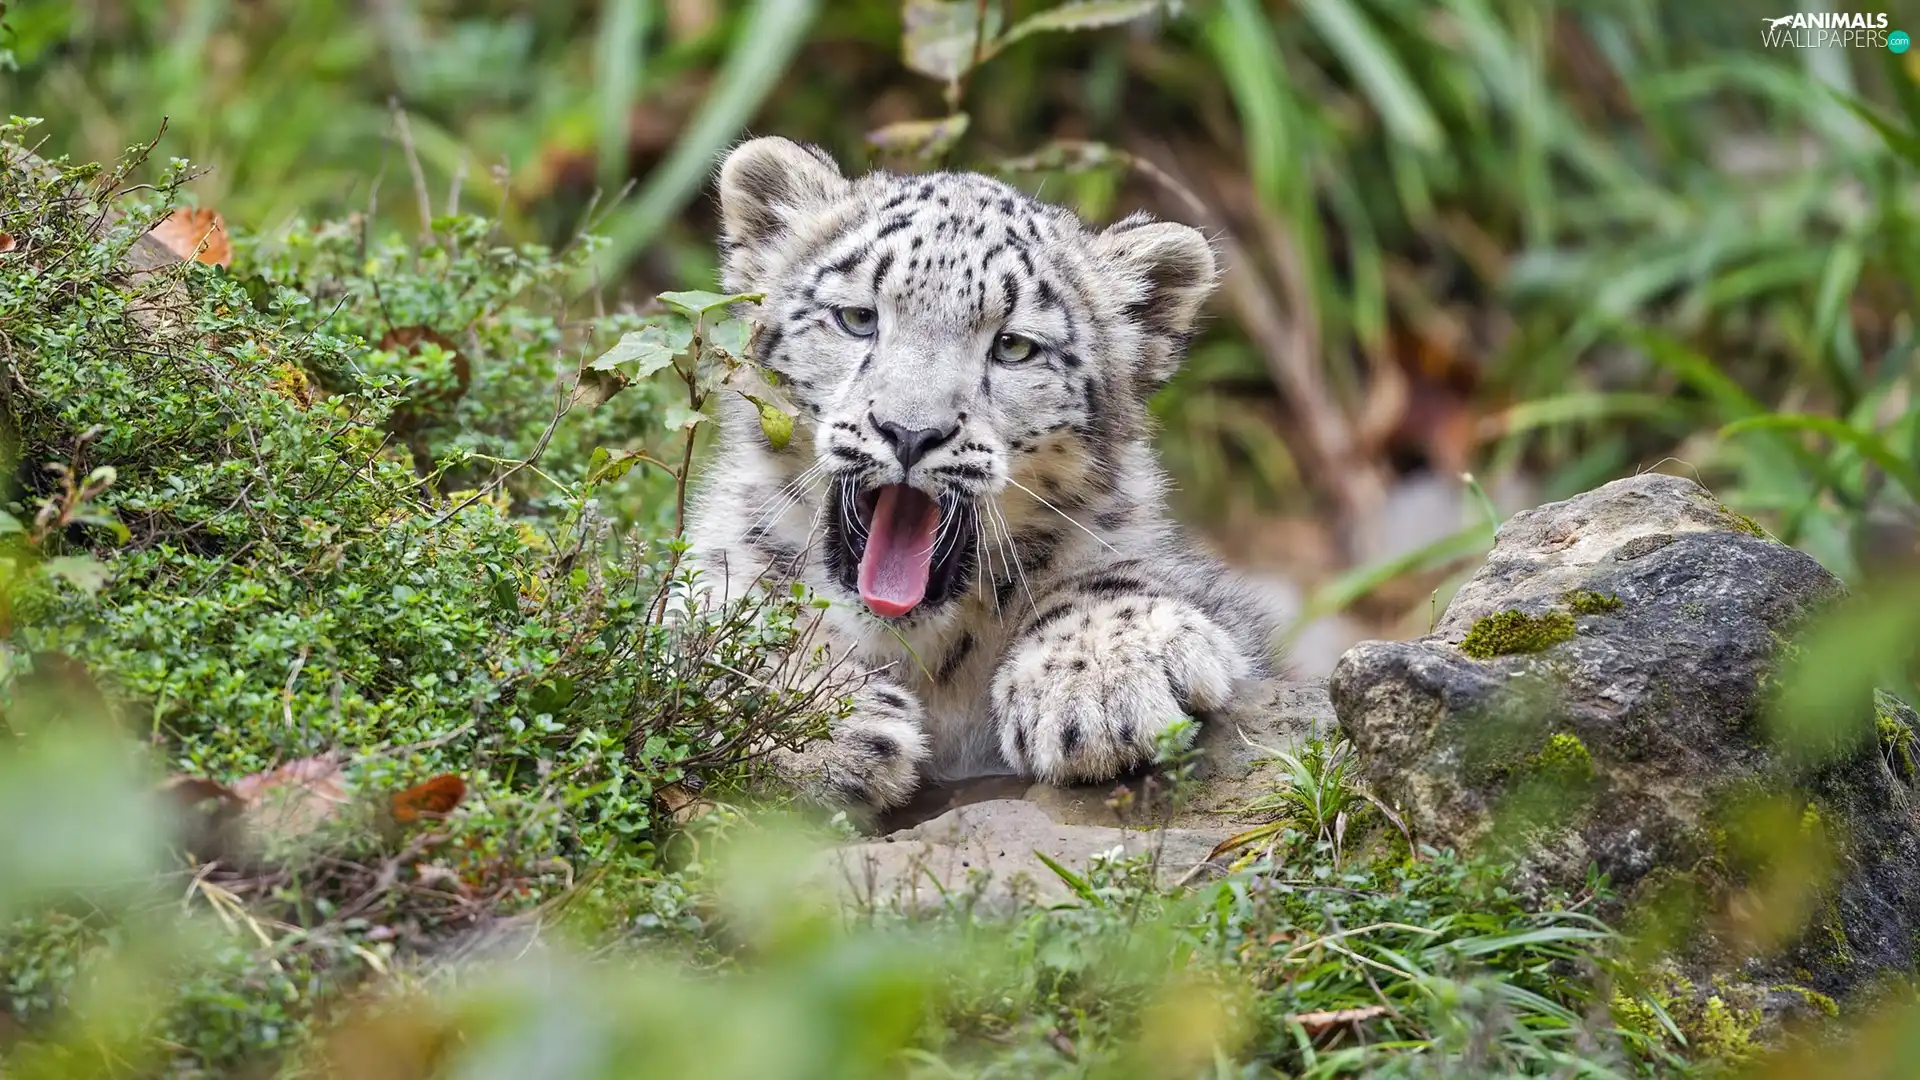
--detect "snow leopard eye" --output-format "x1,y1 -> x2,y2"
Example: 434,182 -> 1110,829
833,306 -> 878,337
991,332 -> 1036,364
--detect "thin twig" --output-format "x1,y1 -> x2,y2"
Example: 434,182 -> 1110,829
282,645 -> 310,730
388,97 -> 435,238
426,377 -> 571,529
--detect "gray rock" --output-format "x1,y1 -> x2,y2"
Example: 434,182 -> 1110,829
1328,472 -> 1920,994
834,679 -> 1336,910
826,800 -> 1225,912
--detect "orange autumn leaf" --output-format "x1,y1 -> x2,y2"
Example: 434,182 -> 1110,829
147,207 -> 233,267
390,774 -> 467,824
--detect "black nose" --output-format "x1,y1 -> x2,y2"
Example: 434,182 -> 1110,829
871,415 -> 959,471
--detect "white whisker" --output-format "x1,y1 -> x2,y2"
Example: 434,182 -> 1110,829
837,474 -> 871,546
971,512 -> 990,607
746,460 -> 828,537
988,500 -> 1039,619
932,497 -> 966,565
1006,478 -> 1119,556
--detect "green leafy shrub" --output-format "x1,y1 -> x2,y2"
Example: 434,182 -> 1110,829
0,121 -> 854,1072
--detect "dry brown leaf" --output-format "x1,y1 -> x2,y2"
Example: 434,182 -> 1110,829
570,367 -> 629,410
0,232 -> 16,254
1287,1005 -> 1389,1034
159,754 -> 347,863
147,208 -> 233,268
654,780 -> 717,825
229,753 -> 350,846
411,863 -> 469,894
390,774 -> 467,824
159,775 -> 246,811
158,774 -> 250,862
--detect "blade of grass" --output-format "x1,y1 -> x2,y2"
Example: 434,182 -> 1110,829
1719,413 -> 1920,503
1031,850 -> 1105,908
1297,0 -> 1441,152
576,0 -> 820,293
1291,522 -> 1491,631
595,0 -> 651,193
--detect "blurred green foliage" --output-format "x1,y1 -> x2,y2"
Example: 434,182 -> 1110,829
8,0 -> 1917,583
4,0 -> 1920,1076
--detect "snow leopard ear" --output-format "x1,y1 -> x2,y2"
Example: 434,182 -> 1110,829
716,137 -> 848,260
1093,214 -> 1219,388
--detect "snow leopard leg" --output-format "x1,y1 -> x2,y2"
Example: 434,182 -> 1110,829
989,587 -> 1253,784
765,673 -> 930,813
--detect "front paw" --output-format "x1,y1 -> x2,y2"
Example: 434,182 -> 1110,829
770,687 -> 930,813
991,598 -> 1247,784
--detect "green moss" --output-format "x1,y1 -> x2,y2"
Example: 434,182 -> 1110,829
1691,989 -> 1763,1062
1876,690 -> 1919,782
1459,609 -> 1577,659
1725,510 -> 1768,538
1613,966 -> 1764,1066
1531,733 -> 1596,785
1769,983 -> 1840,1019
1799,802 -> 1823,835
1810,895 -> 1855,970
1564,589 -> 1624,615
1610,989 -> 1664,1041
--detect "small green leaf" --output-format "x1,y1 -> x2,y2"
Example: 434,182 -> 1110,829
0,510 -> 23,536
657,290 -> 761,316
738,392 -> 795,450
903,0 -> 1003,83
491,576 -> 520,614
866,113 -> 971,159
707,317 -> 754,359
43,555 -> 110,596
662,405 -> 710,432
586,448 -> 646,485
996,0 -> 1161,52
71,511 -> 132,546
593,318 -> 693,376
526,676 -> 577,717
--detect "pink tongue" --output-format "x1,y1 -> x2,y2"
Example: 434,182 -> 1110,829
857,485 -> 941,618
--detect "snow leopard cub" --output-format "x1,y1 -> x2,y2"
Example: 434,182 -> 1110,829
685,136 -> 1280,813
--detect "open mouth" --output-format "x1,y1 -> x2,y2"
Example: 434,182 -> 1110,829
826,481 -> 977,618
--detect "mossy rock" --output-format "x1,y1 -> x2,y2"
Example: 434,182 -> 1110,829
1458,609 -> 1576,659
1330,474 -> 1920,998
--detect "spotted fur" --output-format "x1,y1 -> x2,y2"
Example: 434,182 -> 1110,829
686,137 -> 1281,811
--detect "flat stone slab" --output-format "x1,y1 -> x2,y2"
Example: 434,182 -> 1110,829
827,799 -> 1227,911
827,679 -> 1334,910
